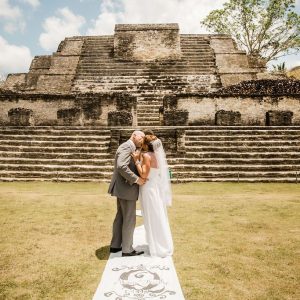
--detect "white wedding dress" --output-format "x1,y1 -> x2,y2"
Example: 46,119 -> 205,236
139,166 -> 174,257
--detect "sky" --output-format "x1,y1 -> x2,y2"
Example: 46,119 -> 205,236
0,0 -> 299,79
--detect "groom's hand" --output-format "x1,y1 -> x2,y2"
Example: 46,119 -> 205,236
136,177 -> 146,185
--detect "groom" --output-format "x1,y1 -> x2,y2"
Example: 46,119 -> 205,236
108,130 -> 146,257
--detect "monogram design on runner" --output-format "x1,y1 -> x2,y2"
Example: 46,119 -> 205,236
104,264 -> 176,299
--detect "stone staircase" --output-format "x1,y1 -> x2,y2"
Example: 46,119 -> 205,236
0,126 -> 299,183
0,127 -> 114,182
71,35 -> 221,126
137,96 -> 162,126
169,126 -> 300,182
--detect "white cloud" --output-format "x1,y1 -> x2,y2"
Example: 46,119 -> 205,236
0,36 -> 32,78
0,0 -> 27,33
39,7 -> 86,51
21,0 -> 40,8
87,0 -> 227,35
0,0 -> 22,19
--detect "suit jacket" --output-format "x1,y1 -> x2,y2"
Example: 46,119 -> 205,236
108,140 -> 139,201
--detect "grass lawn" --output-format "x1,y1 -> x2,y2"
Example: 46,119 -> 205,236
0,182 -> 299,300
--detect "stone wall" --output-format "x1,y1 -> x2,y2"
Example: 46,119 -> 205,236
114,24 -> 181,61
174,96 -> 300,125
164,79 -> 300,126
0,92 -> 136,126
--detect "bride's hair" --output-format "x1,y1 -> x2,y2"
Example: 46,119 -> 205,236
142,134 -> 157,152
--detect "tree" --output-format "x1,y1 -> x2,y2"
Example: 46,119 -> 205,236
202,0 -> 300,64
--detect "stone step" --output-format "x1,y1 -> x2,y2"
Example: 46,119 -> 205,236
0,177 -> 108,182
78,62 -> 216,67
137,114 -> 159,119
76,67 -> 216,72
1,135 -> 111,142
79,57 -> 215,63
170,164 -> 300,172
167,158 -> 300,165
0,140 -> 110,147
137,101 -> 161,105
172,171 -> 299,179
0,158 -> 114,165
73,80 -> 208,87
0,146 -> 109,153
186,146 -> 300,152
137,106 -> 161,111
185,126 -> 300,131
137,111 -> 160,115
185,130 -> 300,135
74,71 -> 215,78
0,151 -> 112,159
0,129 -> 112,136
184,141 -> 300,146
74,73 -> 214,79
171,177 -> 298,183
186,135 -> 300,141
138,122 -> 161,126
0,164 -> 114,172
0,170 -> 112,179
76,68 -> 215,73
184,152 -> 300,159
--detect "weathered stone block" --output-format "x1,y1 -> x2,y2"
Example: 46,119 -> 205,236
116,94 -> 137,110
57,38 -> 84,55
49,56 -> 79,74
36,75 -> 74,93
81,101 -> 102,120
215,110 -> 241,126
30,56 -> 51,70
4,74 -> 26,91
210,36 -> 237,53
163,95 -> 177,110
163,109 -> 188,126
114,24 -> 181,61
266,110 -> 293,126
215,53 -> 249,72
108,111 -> 133,126
220,73 -> 256,87
8,107 -> 34,126
57,108 -> 81,125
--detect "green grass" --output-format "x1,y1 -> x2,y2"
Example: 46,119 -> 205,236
0,182 -> 299,300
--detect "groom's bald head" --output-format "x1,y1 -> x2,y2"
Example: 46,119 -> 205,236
130,130 -> 145,147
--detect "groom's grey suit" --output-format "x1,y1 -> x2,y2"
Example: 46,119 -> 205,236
108,139 -> 139,253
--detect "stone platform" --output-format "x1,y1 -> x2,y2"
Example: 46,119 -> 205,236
0,125 -> 299,182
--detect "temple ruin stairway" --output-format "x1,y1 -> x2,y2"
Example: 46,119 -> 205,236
71,35 -> 220,126
1,126 -> 300,183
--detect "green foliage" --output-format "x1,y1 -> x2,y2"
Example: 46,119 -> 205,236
202,0 -> 300,63
272,62 -> 287,72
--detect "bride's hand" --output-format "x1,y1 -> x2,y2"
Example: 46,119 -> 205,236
131,151 -> 140,162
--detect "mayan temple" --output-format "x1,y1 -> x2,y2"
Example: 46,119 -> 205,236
0,23 -> 300,182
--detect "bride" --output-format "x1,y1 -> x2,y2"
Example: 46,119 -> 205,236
131,134 -> 173,257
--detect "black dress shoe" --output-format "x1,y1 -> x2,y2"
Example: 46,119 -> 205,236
110,247 -> 122,253
122,250 -> 144,257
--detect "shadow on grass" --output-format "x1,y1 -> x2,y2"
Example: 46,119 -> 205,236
95,245 -> 110,260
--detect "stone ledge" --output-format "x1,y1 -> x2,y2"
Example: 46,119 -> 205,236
115,23 -> 179,31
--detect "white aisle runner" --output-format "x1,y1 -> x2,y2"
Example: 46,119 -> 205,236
93,221 -> 185,299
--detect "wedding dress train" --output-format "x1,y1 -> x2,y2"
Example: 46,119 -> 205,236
139,167 -> 174,257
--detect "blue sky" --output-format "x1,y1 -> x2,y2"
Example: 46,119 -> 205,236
0,0 -> 299,79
